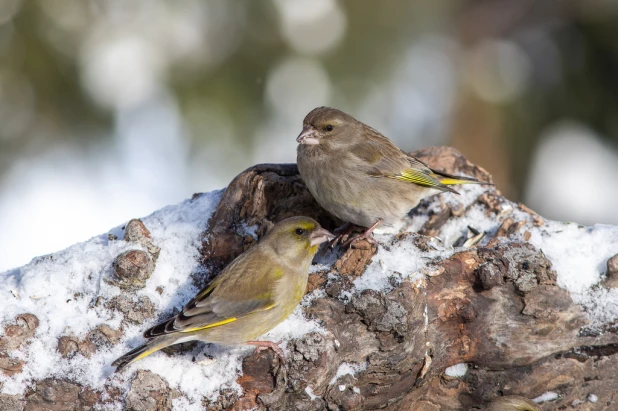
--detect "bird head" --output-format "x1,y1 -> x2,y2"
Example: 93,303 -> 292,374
263,216 -> 334,264
296,106 -> 358,148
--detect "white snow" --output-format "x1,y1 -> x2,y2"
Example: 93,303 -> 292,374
348,183 -> 618,330
352,237 -> 443,293
444,363 -> 468,377
241,223 -> 259,240
588,393 -> 598,403
2,179 -> 618,407
0,191 -> 228,407
526,221 -> 618,327
533,391 -> 559,403
172,396 -> 209,411
261,296 -> 325,348
329,361 -> 368,385
0,189 -> 324,408
350,185 -> 487,295
305,386 -> 321,400
527,221 -> 618,293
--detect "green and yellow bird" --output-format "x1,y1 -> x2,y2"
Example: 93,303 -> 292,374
112,216 -> 334,371
296,106 -> 487,243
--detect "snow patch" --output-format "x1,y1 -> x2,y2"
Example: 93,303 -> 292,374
533,391 -> 559,403
329,361 -> 368,385
444,363 -> 468,377
527,221 -> 618,328
305,386 -> 321,400
3,179 -> 618,406
261,296 -> 325,350
527,222 -> 618,293
349,183 -> 618,331
0,189 -> 321,407
352,237 -> 444,293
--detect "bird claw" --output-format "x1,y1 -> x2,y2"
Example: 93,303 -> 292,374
341,233 -> 378,249
246,340 -> 286,364
330,233 -> 351,249
329,223 -> 355,249
335,220 -> 382,249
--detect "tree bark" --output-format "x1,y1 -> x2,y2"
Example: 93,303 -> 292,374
2,147 -> 617,410
200,147 -> 618,411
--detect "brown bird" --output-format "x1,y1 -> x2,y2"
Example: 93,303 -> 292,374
112,216 -> 334,371
296,106 -> 486,244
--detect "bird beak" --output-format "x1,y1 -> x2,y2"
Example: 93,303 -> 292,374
296,125 -> 320,145
309,227 -> 335,246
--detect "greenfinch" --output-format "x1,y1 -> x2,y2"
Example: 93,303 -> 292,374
112,216 -> 334,371
296,106 -> 486,243
485,396 -> 540,411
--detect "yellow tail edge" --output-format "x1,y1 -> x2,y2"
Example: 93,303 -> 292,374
439,177 -> 483,186
112,342 -> 165,372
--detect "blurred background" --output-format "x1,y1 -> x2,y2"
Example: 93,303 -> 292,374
1,0 -> 618,271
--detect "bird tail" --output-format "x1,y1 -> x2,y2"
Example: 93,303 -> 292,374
112,337 -> 172,372
438,177 -> 481,186
433,170 -> 491,186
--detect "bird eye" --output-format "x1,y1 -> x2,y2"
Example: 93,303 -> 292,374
325,125 -> 333,131
295,228 -> 305,235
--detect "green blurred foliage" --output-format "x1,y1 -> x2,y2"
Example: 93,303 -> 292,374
1,0 -> 618,201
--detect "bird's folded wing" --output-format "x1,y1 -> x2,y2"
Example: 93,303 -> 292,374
173,297 -> 276,333
144,251 -> 281,338
349,140 -> 454,191
349,139 -> 413,176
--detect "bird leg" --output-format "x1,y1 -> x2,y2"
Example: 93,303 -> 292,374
329,223 -> 356,248
342,219 -> 382,248
246,340 -> 286,364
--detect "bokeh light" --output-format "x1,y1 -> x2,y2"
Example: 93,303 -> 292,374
1,0 -> 618,271
526,122 -> 618,225
466,39 -> 531,103
273,0 -> 347,55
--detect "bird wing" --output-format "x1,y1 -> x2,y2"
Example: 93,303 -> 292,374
348,129 -> 458,193
143,248 -> 281,338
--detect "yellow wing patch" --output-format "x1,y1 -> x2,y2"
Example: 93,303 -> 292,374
391,169 -> 441,188
180,303 -> 277,333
